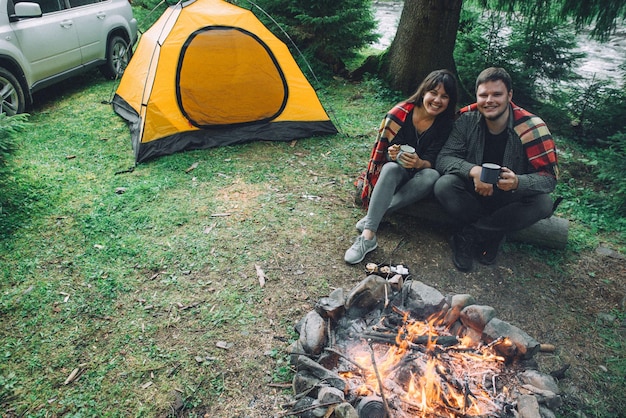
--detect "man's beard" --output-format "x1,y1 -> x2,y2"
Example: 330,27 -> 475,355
484,106 -> 508,121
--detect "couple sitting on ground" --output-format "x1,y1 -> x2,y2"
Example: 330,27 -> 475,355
346,67 -> 559,272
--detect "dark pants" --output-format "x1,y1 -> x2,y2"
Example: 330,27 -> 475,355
433,174 -> 554,235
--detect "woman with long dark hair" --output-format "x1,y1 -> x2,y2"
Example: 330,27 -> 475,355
346,69 -> 458,264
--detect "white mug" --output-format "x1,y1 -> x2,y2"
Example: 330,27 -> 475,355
397,145 -> 416,167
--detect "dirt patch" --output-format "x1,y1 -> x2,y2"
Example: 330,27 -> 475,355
179,207 -> 625,417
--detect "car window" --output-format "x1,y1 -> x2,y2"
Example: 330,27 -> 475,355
14,0 -> 66,13
68,0 -> 102,7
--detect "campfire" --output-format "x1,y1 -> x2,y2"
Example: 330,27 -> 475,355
286,265 -> 562,418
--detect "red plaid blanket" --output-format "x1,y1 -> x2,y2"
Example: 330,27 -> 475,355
458,102 -> 558,178
358,102 -> 415,208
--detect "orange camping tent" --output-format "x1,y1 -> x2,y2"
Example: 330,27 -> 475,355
112,0 -> 337,163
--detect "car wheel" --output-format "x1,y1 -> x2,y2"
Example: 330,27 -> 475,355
0,67 -> 26,116
100,35 -> 131,80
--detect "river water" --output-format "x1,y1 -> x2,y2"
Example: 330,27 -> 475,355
371,1 -> 626,85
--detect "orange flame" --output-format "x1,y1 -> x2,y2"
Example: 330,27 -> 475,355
340,313 -> 510,416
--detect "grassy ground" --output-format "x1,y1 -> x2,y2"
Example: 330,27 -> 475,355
0,72 -> 624,417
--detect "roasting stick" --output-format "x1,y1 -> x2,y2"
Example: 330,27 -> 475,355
368,342 -> 394,418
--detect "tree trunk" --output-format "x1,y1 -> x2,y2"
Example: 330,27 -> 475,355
385,0 -> 463,95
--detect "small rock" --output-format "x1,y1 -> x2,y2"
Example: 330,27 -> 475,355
517,394 -> 541,418
595,245 -> 625,259
334,402 -> 358,418
596,312 -> 617,323
520,370 -> 560,394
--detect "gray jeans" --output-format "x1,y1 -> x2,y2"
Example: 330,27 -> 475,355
361,162 -> 440,232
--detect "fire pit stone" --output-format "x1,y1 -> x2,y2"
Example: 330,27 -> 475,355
519,370 -> 563,410
296,310 -> 327,356
396,279 -> 446,317
315,288 -> 346,321
483,317 -> 541,359
344,275 -> 390,319
460,304 -> 497,331
517,394 -> 541,418
334,402 -> 359,418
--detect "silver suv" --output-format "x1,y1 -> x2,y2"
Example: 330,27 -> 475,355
0,0 -> 137,115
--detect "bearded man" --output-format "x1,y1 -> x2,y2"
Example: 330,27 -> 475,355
434,67 -> 559,272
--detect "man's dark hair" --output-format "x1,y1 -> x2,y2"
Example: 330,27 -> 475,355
475,67 -> 512,93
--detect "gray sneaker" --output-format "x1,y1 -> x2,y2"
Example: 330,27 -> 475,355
344,235 -> 378,264
356,217 -> 367,233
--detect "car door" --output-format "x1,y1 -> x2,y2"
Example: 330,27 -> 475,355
66,0 -> 107,65
10,0 -> 82,84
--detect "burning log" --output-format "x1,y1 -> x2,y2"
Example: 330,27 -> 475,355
293,355 -> 346,396
360,331 -> 459,348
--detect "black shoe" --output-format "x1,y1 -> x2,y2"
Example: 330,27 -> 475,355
477,233 -> 505,265
451,229 -> 475,272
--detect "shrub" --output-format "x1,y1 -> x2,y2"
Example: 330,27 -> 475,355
562,80 -> 626,145
454,5 -> 584,107
0,113 -> 28,169
246,0 -> 379,76
595,131 -> 626,216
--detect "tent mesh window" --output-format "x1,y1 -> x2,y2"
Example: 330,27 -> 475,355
177,26 -> 288,127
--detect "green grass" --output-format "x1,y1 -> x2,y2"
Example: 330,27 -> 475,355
0,70 -> 624,417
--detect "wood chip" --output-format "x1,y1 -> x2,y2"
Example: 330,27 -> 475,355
180,301 -> 202,311
216,341 -> 232,350
64,367 -> 81,385
203,222 -> 217,234
255,264 -> 267,287
140,381 -> 153,389
185,162 -> 199,173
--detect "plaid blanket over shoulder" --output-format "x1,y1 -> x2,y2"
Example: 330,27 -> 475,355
359,102 -> 415,208
459,102 -> 558,178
